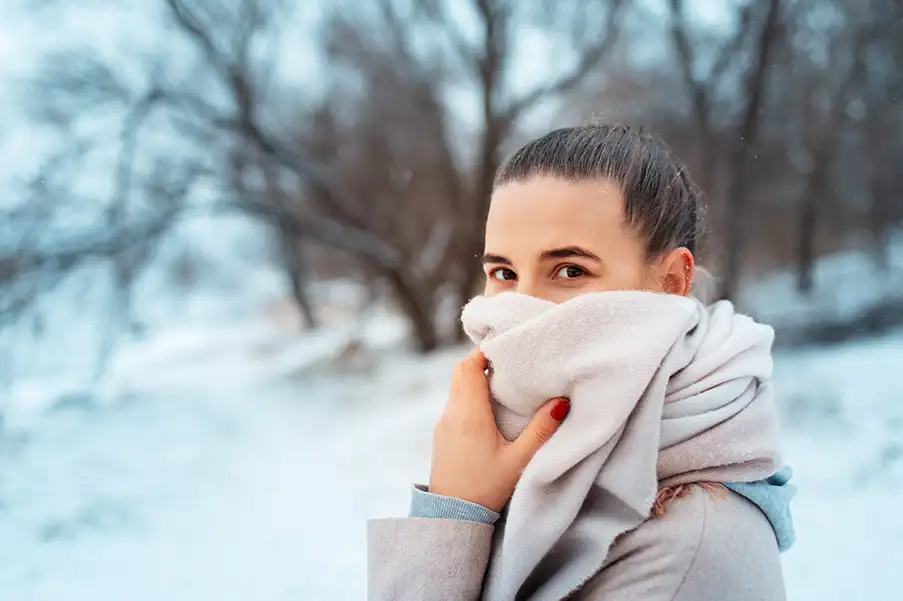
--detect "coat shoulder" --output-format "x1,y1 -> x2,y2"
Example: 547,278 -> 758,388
576,487 -> 785,601
673,488 -> 786,601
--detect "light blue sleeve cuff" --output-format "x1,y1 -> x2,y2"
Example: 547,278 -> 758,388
408,484 -> 501,525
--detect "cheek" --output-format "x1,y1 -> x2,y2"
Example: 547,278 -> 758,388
592,264 -> 656,293
544,288 -> 583,303
544,267 -> 655,303
483,274 -> 510,296
482,275 -> 496,296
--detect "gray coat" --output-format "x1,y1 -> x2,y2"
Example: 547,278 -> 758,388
368,487 -> 786,600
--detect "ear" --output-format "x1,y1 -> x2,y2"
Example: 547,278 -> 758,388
658,248 -> 695,296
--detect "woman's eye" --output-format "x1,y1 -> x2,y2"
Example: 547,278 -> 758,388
556,265 -> 586,279
491,268 -> 517,281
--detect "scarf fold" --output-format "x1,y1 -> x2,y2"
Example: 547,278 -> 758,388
461,291 -> 781,601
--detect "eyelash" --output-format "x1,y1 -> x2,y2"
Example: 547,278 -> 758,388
490,267 -> 517,281
489,264 -> 589,282
556,264 -> 588,279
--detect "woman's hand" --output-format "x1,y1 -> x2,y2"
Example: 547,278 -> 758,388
428,347 -> 570,512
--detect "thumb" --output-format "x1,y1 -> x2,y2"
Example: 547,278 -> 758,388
508,398 -> 570,469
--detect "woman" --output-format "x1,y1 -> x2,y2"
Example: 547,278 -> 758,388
368,125 -> 795,600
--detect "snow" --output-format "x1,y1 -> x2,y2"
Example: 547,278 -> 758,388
741,229 -> 903,327
0,308 -> 444,601
774,334 -> 903,600
2,280 -> 902,600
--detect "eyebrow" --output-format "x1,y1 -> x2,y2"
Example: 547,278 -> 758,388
481,246 -> 602,265
482,253 -> 511,265
540,246 -> 602,262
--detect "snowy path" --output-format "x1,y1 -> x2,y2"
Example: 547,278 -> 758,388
1,322 -> 901,600
1,321 -> 447,601
773,334 -> 903,600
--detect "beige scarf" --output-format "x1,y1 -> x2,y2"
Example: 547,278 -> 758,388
461,291 -> 780,601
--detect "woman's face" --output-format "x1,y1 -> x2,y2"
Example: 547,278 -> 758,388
482,176 -> 692,303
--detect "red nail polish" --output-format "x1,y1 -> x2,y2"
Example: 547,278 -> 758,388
550,399 -> 570,421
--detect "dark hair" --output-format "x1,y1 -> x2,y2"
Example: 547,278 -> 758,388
494,124 -> 704,257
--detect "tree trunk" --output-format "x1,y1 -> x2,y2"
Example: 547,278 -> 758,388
872,228 -> 891,273
796,193 -> 817,293
289,268 -> 318,330
796,143 -> 831,294
278,228 -> 319,330
447,1 -> 509,342
869,178 -> 893,272
718,0 -> 782,301
384,269 -> 440,353
450,118 -> 504,342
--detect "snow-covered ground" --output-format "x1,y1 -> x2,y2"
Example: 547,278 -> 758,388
773,334 -> 903,600
1,286 -> 902,600
741,230 -> 903,327
0,305 -> 443,601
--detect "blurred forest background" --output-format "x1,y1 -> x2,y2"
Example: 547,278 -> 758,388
2,0 -> 901,356
0,1 -> 901,600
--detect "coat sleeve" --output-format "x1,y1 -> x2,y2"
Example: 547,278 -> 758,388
367,517 -> 494,601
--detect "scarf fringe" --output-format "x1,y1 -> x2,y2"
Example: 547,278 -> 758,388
651,482 -> 730,518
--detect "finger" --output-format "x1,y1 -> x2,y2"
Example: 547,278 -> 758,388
507,398 -> 570,469
453,347 -> 489,391
446,346 -> 492,415
463,345 -> 489,372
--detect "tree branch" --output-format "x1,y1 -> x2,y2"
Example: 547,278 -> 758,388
3,209 -> 179,283
500,0 -> 626,123
669,0 -> 757,135
164,0 -> 232,80
709,1 -> 756,83
669,0 -> 709,133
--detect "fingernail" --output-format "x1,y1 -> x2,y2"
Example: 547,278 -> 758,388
550,398 -> 570,421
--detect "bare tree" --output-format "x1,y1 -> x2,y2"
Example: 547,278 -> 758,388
158,0 -> 413,329
718,0 -> 783,301
17,0 -> 413,339
446,0 -> 627,337
18,0 -> 898,356
296,28 -> 463,350
860,1 -> 903,270
668,0 -> 756,198
15,0 -> 627,352
667,0 -> 783,298
790,1 -> 874,293
307,0 -> 627,349
0,170 -> 187,382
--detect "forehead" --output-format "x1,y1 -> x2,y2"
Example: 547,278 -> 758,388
485,177 -> 626,250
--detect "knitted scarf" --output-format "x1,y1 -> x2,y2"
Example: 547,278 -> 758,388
461,291 -> 781,601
